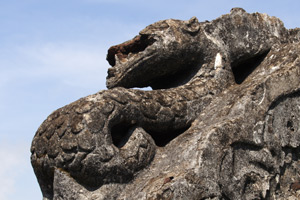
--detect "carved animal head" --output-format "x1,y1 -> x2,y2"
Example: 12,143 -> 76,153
106,17 -> 205,89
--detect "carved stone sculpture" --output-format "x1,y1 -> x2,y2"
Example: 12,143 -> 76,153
31,8 -> 300,199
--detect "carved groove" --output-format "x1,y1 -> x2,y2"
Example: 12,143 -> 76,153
111,122 -> 134,148
230,141 -> 263,151
111,122 -> 191,148
231,51 -> 269,84
145,125 -> 191,147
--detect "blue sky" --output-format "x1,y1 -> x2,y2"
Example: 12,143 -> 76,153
1,0 -> 299,199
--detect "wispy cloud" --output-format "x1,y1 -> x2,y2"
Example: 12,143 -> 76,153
0,142 -> 27,200
0,42 -> 110,92
84,0 -> 136,3
17,43 -> 109,87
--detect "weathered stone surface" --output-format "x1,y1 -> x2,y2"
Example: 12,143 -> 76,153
31,8 -> 300,199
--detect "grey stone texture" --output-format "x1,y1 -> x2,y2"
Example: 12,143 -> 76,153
31,8 -> 300,199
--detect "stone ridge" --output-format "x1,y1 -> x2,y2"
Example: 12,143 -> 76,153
31,8 -> 300,199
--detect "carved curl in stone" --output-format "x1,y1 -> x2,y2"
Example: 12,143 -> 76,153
31,8 -> 300,199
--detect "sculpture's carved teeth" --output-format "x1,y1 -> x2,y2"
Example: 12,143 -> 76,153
106,35 -> 156,66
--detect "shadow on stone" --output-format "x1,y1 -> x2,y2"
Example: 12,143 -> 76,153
232,51 -> 269,84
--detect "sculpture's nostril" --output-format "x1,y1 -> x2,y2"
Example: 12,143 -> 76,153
107,68 -> 116,78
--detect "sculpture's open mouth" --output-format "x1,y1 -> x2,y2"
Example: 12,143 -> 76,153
106,35 -> 156,67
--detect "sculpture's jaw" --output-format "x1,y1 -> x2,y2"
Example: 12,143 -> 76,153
105,17 -> 203,89
106,34 -> 158,89
106,34 -> 156,67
